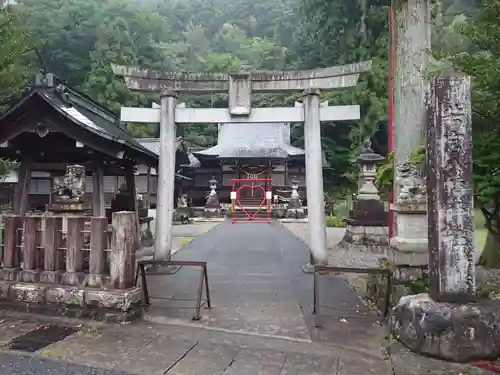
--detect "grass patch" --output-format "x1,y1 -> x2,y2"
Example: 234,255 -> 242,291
325,215 -> 345,228
475,228 -> 488,252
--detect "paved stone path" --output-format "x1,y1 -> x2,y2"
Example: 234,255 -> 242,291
0,312 -> 489,375
143,221 -> 385,351
0,352 -> 135,375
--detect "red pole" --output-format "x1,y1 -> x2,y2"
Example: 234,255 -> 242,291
267,181 -> 271,224
388,5 -> 395,239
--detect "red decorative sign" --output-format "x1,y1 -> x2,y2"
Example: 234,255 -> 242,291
231,178 -> 272,223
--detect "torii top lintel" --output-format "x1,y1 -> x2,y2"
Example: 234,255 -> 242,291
111,61 -> 372,94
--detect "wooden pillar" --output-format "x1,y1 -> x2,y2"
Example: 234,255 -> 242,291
144,166 -> 152,209
111,212 -> 136,289
13,160 -> 31,216
426,74 -> 475,301
19,216 -> 40,282
2,215 -> 22,280
87,217 -> 107,287
41,216 -> 63,284
125,166 -> 140,244
92,161 -> 105,217
62,217 -> 85,286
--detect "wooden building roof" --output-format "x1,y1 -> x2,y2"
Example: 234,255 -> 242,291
0,74 -> 159,170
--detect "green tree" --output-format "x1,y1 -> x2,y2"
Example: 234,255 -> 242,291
0,6 -> 32,111
293,0 -> 389,191
436,0 -> 500,266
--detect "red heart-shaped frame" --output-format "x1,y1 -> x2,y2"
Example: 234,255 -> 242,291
236,185 -> 266,220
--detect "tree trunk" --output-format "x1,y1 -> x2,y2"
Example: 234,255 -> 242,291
479,231 -> 500,268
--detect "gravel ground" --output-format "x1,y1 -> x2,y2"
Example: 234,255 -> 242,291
281,223 -> 384,268
0,352 -> 135,375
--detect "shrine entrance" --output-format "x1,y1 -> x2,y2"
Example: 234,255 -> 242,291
231,178 -> 271,223
113,62 -> 370,264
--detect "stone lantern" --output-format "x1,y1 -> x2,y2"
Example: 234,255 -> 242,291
204,176 -> 221,217
286,176 -> 305,218
334,139 -> 388,256
357,140 -> 385,201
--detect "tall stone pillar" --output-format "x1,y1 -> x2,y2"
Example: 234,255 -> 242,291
426,74 -> 475,300
393,0 -> 431,183
303,89 -> 327,268
391,0 -> 431,263
155,91 -> 177,261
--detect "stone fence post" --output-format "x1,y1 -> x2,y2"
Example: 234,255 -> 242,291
110,211 -> 137,289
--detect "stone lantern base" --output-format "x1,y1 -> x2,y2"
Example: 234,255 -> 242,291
285,196 -> 305,219
203,193 -> 222,218
337,199 -> 389,254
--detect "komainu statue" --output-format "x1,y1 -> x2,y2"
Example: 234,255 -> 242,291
395,162 -> 425,200
52,165 -> 86,202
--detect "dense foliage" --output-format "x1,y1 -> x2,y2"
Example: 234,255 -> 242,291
0,0 -> 394,193
0,0 -> 493,199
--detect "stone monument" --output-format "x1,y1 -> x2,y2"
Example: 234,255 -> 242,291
391,74 -> 499,363
204,177 -> 221,217
336,139 -> 388,255
285,176 -> 305,219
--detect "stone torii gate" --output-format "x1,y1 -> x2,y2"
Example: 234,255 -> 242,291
113,62 -> 371,266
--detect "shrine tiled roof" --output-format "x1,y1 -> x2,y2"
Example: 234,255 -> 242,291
192,123 -> 306,159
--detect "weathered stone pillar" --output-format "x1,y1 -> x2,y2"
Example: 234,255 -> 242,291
155,90 -> 177,261
426,74 -> 475,300
391,75 -> 484,363
302,89 -> 327,267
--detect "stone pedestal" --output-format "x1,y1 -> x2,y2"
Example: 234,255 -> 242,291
339,199 -> 389,254
392,293 -> 500,362
390,198 -> 428,265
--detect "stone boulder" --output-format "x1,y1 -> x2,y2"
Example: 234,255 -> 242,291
392,293 -> 500,362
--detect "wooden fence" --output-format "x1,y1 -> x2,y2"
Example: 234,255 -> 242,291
0,212 -> 136,290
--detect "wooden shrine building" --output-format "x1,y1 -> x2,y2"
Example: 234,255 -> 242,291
0,73 -> 188,216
